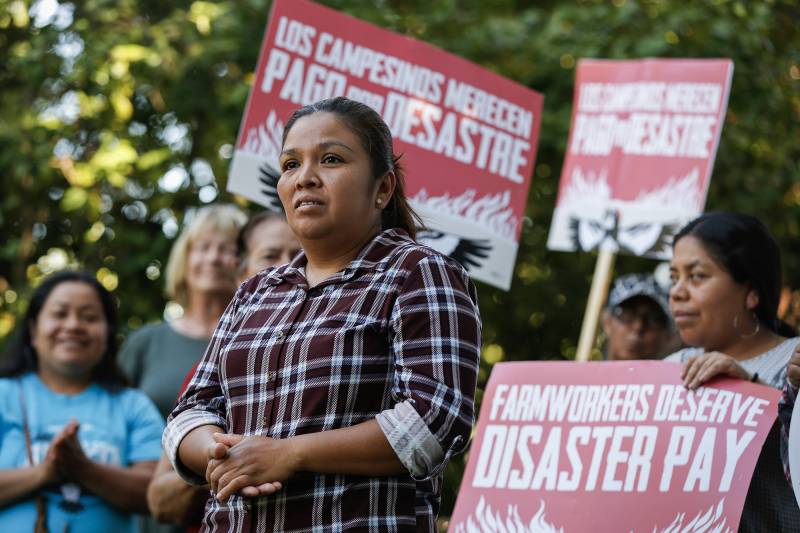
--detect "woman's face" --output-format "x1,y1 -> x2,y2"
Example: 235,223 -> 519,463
669,235 -> 755,351
31,281 -> 109,381
242,218 -> 301,279
186,229 -> 239,296
277,112 -> 390,247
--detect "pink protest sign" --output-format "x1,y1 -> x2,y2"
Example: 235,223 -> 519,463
547,59 -> 733,258
227,0 -> 543,290
449,361 -> 778,532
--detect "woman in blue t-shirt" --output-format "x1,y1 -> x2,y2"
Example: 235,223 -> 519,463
0,271 -> 164,533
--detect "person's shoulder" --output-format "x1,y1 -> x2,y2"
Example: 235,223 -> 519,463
118,323 -> 171,368
100,387 -> 164,438
237,263 -> 290,295
0,373 -> 39,417
113,385 -> 162,413
0,372 -> 36,391
387,237 -> 467,277
113,384 -> 144,397
228,266 -> 292,315
387,240 -> 478,306
123,321 -> 170,344
0,376 -> 16,396
783,336 -> 800,350
771,336 -> 800,358
0,377 -> 14,421
664,347 -> 703,362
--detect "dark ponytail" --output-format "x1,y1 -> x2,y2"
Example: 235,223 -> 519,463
282,97 -> 423,239
380,156 -> 422,240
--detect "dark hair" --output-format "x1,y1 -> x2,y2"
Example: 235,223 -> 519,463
281,97 -> 423,239
674,212 -> 796,337
0,270 -> 128,389
237,211 -> 285,264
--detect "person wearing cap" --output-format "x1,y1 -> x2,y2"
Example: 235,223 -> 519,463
602,273 -> 676,360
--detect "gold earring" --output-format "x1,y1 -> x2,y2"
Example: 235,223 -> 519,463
734,311 -> 760,339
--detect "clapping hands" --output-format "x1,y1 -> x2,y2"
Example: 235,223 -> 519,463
37,419 -> 91,486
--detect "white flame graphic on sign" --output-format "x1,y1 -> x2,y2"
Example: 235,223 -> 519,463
634,167 -> 702,211
645,498 -> 732,533
562,166 -> 612,205
242,111 -> 284,164
412,189 -> 517,239
562,166 -> 701,211
450,498 -> 732,533
451,497 -> 564,533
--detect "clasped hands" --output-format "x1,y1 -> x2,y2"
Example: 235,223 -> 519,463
206,433 -> 296,502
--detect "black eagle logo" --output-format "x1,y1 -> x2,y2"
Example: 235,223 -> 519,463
417,230 -> 493,271
568,209 -> 678,256
257,162 -> 283,212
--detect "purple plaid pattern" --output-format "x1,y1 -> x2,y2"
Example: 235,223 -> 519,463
164,229 -> 481,532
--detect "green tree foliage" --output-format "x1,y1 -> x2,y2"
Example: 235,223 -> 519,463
2,0 -> 799,520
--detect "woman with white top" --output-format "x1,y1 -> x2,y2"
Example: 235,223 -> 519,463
665,212 -> 799,532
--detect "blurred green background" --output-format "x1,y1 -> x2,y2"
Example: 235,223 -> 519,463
2,0 -> 800,523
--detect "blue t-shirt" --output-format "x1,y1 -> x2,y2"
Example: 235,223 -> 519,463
0,373 -> 165,533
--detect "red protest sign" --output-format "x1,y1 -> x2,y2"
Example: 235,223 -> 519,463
449,361 -> 778,532
227,0 -> 543,290
547,59 -> 733,258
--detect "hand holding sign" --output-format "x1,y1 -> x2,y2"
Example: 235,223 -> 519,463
680,351 -> 753,390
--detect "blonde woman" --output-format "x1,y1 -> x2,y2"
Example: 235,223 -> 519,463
119,204 -> 246,419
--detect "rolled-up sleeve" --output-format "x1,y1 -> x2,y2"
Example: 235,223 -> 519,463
163,290 -> 244,485
377,254 -> 481,480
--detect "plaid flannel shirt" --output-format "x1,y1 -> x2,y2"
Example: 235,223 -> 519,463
164,229 -> 481,532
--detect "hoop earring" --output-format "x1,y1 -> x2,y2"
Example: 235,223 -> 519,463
734,311 -> 760,339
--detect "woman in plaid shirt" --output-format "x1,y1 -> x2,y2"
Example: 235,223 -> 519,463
164,97 -> 482,532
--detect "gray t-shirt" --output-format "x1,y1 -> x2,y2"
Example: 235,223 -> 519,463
119,322 -> 210,420
666,338 -> 800,532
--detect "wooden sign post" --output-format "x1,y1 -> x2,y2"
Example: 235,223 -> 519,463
575,248 -> 615,361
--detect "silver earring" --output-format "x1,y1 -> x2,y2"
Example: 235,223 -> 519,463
734,311 -> 760,339
376,199 -> 382,206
